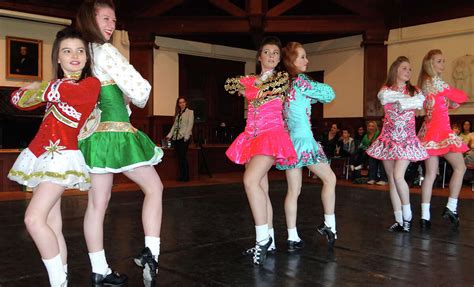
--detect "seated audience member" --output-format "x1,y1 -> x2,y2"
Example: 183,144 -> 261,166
320,123 -> 340,158
335,128 -> 355,158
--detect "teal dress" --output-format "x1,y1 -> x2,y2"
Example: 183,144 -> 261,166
79,43 -> 163,173
276,74 -> 335,170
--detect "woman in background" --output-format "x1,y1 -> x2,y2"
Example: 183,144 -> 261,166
166,97 -> 194,182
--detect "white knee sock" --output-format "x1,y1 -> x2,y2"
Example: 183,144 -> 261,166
402,204 -> 412,221
287,227 -> 301,242
324,214 -> 337,233
255,224 -> 269,244
268,228 -> 276,249
145,236 -> 161,261
394,210 -> 403,224
421,203 -> 431,220
446,197 -> 458,213
42,254 -> 67,287
88,249 -> 109,276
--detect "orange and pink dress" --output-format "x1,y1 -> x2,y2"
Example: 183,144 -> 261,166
418,76 -> 468,156
224,71 -> 297,165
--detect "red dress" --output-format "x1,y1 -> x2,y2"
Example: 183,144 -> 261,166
8,77 -> 100,190
418,76 -> 468,156
224,71 -> 297,165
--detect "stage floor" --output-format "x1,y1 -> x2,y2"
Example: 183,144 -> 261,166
0,179 -> 472,286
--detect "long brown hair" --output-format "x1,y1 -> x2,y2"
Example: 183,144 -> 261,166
282,41 -> 304,78
418,49 -> 442,88
51,26 -> 92,81
175,97 -> 187,116
76,0 -> 115,44
385,56 -> 417,96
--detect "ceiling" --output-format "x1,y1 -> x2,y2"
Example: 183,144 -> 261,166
1,0 -> 473,49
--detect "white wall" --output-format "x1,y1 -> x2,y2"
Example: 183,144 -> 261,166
153,36 -> 255,116
387,16 -> 474,115
305,35 -> 364,118
0,14 -> 68,87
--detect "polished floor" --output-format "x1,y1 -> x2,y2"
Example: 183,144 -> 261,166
0,174 -> 473,286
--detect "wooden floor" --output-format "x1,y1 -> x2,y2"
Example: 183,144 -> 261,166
0,172 -> 472,286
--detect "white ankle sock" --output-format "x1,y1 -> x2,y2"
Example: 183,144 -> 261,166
255,224 -> 269,244
145,236 -> 161,260
421,203 -> 431,220
402,204 -> 412,221
446,197 -> 458,213
324,214 -> 337,233
88,249 -> 109,276
268,228 -> 276,249
42,254 -> 67,286
287,227 -> 301,242
63,264 -> 68,274
394,210 -> 403,224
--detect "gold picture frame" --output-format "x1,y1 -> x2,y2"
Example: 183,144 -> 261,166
6,36 -> 43,81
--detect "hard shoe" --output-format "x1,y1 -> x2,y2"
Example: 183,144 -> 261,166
354,165 -> 363,171
91,269 -> 128,286
387,222 -> 404,232
376,180 -> 387,185
242,244 -> 275,256
252,237 -> 273,265
317,223 -> 337,248
367,180 -> 376,185
134,247 -> 158,281
442,207 -> 460,228
402,220 -> 412,233
420,219 -> 431,230
287,239 -> 305,252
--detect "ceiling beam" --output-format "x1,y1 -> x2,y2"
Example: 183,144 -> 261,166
329,0 -> 379,16
266,0 -> 302,17
138,0 -> 184,18
209,0 -> 246,17
0,2 -> 74,19
126,15 -> 381,35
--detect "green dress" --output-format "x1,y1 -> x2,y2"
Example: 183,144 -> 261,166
79,43 -> 163,173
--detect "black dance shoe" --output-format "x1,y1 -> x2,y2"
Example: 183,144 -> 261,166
420,219 -> 431,230
252,237 -> 273,265
317,223 -> 337,248
134,247 -> 158,281
387,222 -> 404,232
287,239 -> 305,252
402,220 -> 412,233
242,245 -> 275,256
91,270 -> 128,286
442,207 -> 460,228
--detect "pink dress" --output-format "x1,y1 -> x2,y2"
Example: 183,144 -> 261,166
367,85 -> 428,161
224,72 -> 297,165
418,76 -> 468,156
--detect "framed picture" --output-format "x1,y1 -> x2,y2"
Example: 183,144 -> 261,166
6,36 -> 42,81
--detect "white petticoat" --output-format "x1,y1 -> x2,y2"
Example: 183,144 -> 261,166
8,148 -> 90,191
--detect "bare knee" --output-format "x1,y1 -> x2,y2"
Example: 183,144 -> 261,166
321,171 -> 337,186
24,211 -> 42,233
89,190 -> 111,213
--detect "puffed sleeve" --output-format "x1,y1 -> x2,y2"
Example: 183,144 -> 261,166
10,81 -> 50,110
96,43 -> 151,108
377,87 -> 406,105
293,74 -> 335,104
398,91 -> 425,111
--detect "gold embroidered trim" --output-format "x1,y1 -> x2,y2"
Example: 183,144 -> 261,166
95,121 -> 137,133
101,80 -> 116,86
9,169 -> 90,183
224,76 -> 244,94
44,105 -> 78,128
17,81 -> 50,108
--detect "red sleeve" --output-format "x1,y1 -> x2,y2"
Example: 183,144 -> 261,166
48,77 -> 100,106
441,86 -> 468,104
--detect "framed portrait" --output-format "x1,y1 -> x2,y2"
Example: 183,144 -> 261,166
6,36 -> 43,81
